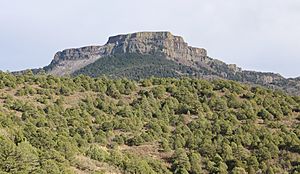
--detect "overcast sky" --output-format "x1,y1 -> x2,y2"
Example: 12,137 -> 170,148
0,0 -> 299,77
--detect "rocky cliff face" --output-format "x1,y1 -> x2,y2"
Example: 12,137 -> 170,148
46,46 -> 102,76
105,32 -> 207,62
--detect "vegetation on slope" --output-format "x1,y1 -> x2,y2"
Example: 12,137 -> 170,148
0,71 -> 300,174
72,53 -> 209,79
70,53 -> 300,96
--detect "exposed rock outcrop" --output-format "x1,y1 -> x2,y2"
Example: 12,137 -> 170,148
105,32 -> 207,62
46,46 -> 102,76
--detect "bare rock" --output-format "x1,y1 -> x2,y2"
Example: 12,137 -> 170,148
105,32 -> 207,62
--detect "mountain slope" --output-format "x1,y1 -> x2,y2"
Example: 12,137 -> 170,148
72,53 -> 210,79
25,31 -> 300,95
0,72 -> 300,173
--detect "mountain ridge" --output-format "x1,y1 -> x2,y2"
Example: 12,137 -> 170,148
16,31 -> 300,95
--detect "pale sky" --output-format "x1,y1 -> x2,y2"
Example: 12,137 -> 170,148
0,0 -> 299,77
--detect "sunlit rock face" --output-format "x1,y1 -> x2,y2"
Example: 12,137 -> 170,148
105,31 -> 207,62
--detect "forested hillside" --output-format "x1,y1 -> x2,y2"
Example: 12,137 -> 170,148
0,72 -> 299,174
70,53 -> 300,96
72,53 -> 208,79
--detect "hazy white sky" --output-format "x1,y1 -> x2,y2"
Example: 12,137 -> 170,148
0,0 -> 299,77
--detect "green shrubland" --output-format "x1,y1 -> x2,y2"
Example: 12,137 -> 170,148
0,72 -> 299,173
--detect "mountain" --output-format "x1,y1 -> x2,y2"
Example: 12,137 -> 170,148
43,32 -> 208,76
2,33 -> 300,174
29,32 -> 300,95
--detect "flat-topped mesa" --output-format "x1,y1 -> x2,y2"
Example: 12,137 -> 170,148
105,31 -> 207,62
51,32 -> 208,65
46,31 -> 209,76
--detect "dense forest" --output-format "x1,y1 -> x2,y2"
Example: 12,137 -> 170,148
0,71 -> 299,174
